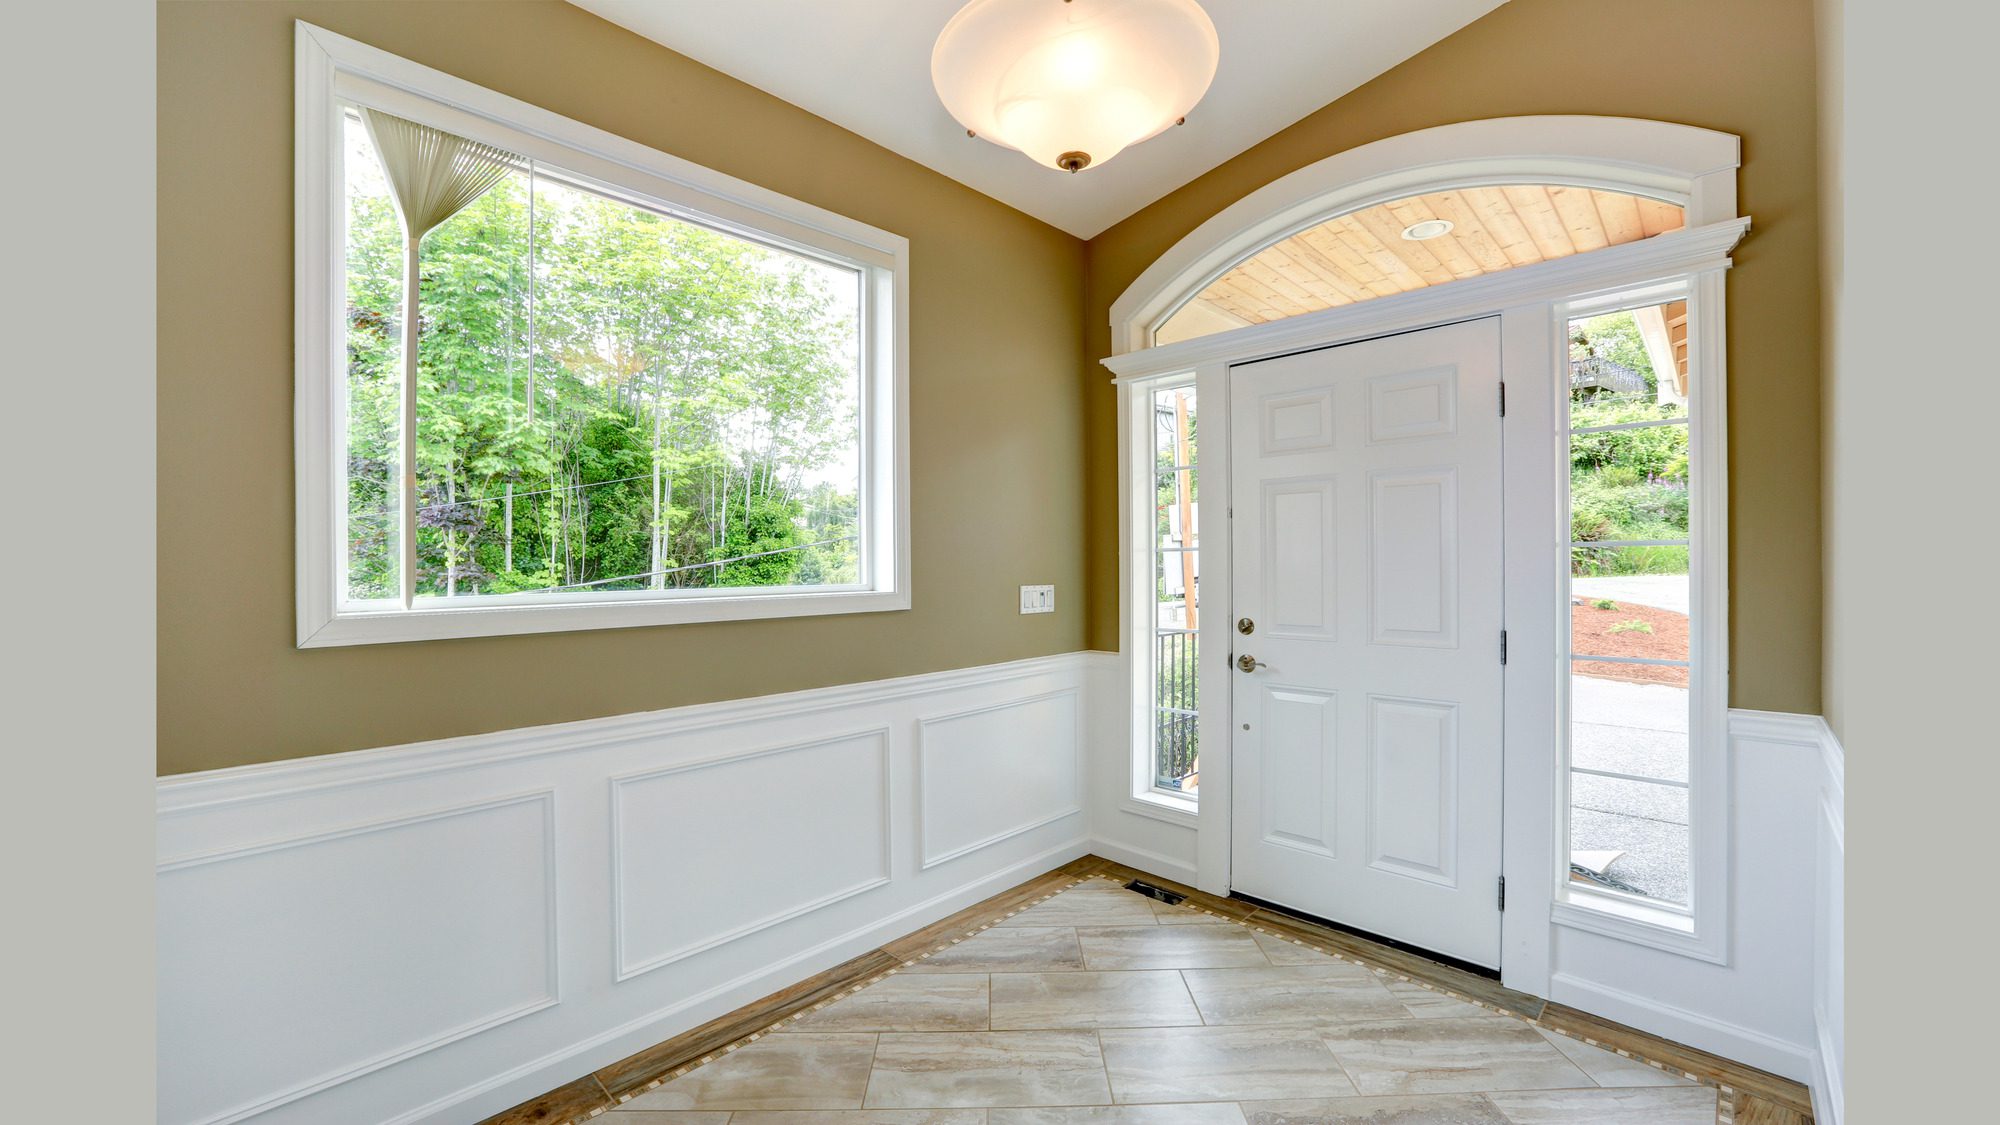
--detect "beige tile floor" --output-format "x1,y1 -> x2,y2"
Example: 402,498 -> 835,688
609,879 -> 1718,1124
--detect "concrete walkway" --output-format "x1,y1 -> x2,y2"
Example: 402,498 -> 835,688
1569,675 -> 1691,905
1571,574 -> 1688,615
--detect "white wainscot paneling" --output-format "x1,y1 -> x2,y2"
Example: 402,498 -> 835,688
1811,719 -> 1845,1125
614,729 -> 891,979
158,793 -> 558,1125
157,653 -> 1103,1125
1549,710 -> 1832,1085
919,689 -> 1083,868
1081,655 -> 1200,885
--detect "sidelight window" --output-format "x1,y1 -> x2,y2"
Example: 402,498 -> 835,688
1150,383 -> 1201,797
1561,292 -> 1707,922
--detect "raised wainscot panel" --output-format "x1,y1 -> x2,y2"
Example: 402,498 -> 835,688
1259,685 -> 1339,857
157,792 -> 558,1125
918,690 -> 1082,868
613,728 -> 892,980
1368,467 -> 1460,647
1367,694 -> 1460,886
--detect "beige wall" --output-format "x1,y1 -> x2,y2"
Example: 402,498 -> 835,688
1083,0 -> 1825,715
161,0 -> 1831,776
158,1 -> 1088,775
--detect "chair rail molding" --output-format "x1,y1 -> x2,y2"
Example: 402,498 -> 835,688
156,651 -> 1109,1125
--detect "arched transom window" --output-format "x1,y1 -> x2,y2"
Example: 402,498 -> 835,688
1157,185 -> 1687,344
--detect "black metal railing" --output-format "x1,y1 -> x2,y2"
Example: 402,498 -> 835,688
1153,628 -> 1198,790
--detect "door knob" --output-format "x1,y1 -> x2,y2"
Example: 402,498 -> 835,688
1236,654 -> 1268,672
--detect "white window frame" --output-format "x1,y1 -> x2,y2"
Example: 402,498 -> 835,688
1547,271 -> 1731,963
1120,373 -> 1205,827
293,22 -> 909,647
1101,116 -> 1746,990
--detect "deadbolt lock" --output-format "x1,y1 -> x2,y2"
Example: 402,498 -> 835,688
1237,617 -> 1255,634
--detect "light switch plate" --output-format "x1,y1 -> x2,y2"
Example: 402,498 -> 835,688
1019,584 -> 1055,614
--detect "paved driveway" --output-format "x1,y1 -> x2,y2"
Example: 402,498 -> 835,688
1569,675 -> 1691,905
1571,575 -> 1688,615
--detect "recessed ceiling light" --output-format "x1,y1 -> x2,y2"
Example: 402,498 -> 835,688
1401,219 -> 1455,241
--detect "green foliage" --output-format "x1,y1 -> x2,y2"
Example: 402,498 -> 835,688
1568,310 -> 1690,578
343,127 -> 860,600
1590,598 -> 1618,611
1607,619 -> 1655,635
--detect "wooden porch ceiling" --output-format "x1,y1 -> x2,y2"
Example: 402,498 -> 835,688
1158,185 -> 1687,344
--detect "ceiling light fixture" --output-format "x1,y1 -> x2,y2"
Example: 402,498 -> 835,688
1401,218 -> 1455,241
932,0 -> 1220,174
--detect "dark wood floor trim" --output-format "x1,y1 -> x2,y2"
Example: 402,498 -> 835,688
477,1073 -> 612,1125
1540,1000 -> 1815,1117
477,852 -> 1813,1125
479,866 -> 1091,1124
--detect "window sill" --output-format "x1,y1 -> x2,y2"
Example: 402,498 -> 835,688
1123,789 -> 1199,830
1550,888 -> 1725,965
300,587 -> 910,648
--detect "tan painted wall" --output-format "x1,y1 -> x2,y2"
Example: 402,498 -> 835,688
158,1 -> 1088,775
1083,0 -> 1825,715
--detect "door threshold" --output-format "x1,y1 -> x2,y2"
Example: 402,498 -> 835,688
1229,890 -> 1501,981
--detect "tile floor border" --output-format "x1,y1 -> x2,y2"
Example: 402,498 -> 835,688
482,856 -> 1802,1124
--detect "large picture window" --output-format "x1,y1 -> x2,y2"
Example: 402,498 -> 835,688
296,26 -> 907,645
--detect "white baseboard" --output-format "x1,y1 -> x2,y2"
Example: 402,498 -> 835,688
1548,972 -> 1818,1081
158,652 -> 1112,1125
1086,837 -> 1200,886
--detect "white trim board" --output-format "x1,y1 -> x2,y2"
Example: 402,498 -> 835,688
1547,972 -> 1818,1082
157,651 -> 1110,1125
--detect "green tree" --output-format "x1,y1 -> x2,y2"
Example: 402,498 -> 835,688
342,119 -> 862,601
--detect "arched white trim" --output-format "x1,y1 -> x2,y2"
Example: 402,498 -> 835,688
1108,116 -> 1743,354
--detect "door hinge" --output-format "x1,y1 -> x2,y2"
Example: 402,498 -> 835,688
1498,876 -> 1506,911
1499,630 -> 1508,665
1498,381 -> 1506,417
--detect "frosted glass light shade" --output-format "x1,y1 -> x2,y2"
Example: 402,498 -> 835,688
932,0 -> 1219,173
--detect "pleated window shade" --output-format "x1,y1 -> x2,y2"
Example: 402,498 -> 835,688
360,109 -> 522,608
360,108 -> 517,241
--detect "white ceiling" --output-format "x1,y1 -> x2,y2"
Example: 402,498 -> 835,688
568,1 -> 1507,238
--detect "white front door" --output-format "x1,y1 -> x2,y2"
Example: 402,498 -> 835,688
1228,317 -> 1505,968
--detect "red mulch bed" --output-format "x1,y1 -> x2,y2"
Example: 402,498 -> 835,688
1572,597 -> 1689,687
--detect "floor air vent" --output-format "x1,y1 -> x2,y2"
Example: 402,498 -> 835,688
1124,880 -> 1186,905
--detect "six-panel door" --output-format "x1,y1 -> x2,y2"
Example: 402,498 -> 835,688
1228,318 -> 1506,968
